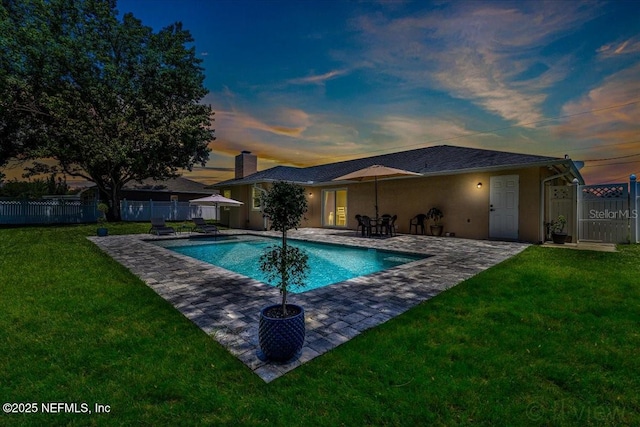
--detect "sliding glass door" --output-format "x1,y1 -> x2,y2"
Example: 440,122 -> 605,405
323,189 -> 348,227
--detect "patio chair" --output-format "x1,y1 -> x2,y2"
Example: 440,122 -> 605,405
380,214 -> 391,235
409,214 -> 427,235
149,217 -> 176,236
355,214 -> 365,236
381,214 -> 398,236
192,217 -> 219,235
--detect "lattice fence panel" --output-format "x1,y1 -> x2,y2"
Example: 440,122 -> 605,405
578,184 -> 629,243
548,185 -> 576,241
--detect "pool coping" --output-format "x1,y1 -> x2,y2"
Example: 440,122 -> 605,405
89,228 -> 529,382
151,233 -> 432,294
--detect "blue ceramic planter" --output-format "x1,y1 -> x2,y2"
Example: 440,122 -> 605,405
258,304 -> 305,362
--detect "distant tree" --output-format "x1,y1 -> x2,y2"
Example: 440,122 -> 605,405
1,0 -> 214,220
0,174 -> 68,199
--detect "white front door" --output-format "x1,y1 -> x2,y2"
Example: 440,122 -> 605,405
490,175 -> 519,240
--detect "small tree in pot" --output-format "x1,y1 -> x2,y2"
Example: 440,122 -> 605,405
550,214 -> 568,244
96,202 -> 109,236
427,207 -> 444,236
258,181 -> 309,361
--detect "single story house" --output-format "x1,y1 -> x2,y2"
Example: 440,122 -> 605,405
212,146 -> 584,243
80,177 -> 212,203
118,177 -> 212,202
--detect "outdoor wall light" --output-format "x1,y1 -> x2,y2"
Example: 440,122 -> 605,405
477,182 -> 482,188
308,192 -> 313,198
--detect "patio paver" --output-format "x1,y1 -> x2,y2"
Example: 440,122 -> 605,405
89,228 -> 528,382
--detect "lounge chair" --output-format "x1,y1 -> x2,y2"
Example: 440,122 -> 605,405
192,217 -> 219,235
149,217 -> 176,236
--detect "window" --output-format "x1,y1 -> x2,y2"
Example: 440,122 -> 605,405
323,189 -> 348,227
252,187 -> 262,210
223,190 -> 232,210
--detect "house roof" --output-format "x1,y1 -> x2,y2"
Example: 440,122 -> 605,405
214,145 -> 583,187
122,177 -> 211,194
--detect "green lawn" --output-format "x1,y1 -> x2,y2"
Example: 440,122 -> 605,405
1,224 -> 638,426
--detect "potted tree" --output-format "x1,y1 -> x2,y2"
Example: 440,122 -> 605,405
96,202 -> 109,236
550,214 -> 568,244
258,181 -> 309,362
427,207 -> 444,236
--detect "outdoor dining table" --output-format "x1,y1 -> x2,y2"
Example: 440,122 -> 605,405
370,216 -> 392,236
360,215 -> 393,237
369,217 -> 381,235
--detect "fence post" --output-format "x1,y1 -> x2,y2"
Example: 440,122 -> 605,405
121,199 -> 127,222
572,178 -> 580,243
631,174 -> 637,244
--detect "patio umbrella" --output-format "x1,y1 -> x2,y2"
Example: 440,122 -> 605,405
333,164 -> 421,218
189,194 -> 244,207
189,194 -> 243,220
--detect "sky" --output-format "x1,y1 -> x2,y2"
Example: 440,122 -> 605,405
9,0 -> 640,185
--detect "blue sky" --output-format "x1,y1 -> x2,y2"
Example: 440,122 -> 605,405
116,0 -> 640,185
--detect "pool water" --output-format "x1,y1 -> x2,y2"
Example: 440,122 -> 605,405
159,235 -> 428,293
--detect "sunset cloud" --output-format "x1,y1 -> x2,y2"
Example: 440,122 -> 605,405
597,37 -> 640,58
348,2 -> 597,126
112,1 -> 640,186
288,69 -> 350,85
555,63 -> 640,141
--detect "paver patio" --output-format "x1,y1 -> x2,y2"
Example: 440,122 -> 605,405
89,228 -> 528,382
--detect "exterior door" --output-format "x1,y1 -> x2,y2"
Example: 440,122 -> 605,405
323,189 -> 348,227
490,175 -> 519,240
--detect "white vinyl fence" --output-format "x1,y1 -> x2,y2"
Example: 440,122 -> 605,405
632,175 -> 639,243
0,200 -> 221,225
0,200 -> 99,225
578,183 -> 629,244
548,175 -> 639,244
120,200 -> 219,221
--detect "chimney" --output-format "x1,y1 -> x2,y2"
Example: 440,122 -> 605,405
235,150 -> 257,179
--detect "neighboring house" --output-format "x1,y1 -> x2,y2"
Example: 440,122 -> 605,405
212,146 -> 584,243
120,177 -> 212,201
80,177 -> 212,202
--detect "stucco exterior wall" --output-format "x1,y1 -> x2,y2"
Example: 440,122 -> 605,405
316,167 -> 543,241
218,166 -> 563,242
225,185 -> 263,230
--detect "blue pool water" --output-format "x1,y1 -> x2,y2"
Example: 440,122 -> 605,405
159,235 -> 427,293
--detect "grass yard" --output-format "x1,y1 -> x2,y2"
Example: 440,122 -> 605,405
0,223 -> 638,426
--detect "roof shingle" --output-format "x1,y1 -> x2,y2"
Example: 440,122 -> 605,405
215,145 -> 569,186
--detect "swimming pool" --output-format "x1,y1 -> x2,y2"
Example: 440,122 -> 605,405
156,235 -> 429,293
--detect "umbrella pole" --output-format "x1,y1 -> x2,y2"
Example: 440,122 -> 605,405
375,176 -> 379,219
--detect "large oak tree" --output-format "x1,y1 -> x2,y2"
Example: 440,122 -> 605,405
1,0 -> 213,219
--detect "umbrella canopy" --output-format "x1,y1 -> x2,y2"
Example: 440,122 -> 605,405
333,165 -> 421,218
189,194 -> 244,207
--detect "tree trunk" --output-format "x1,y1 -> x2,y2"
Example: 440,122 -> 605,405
110,185 -> 122,222
98,187 -> 122,222
281,229 -> 288,315
110,195 -> 122,221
